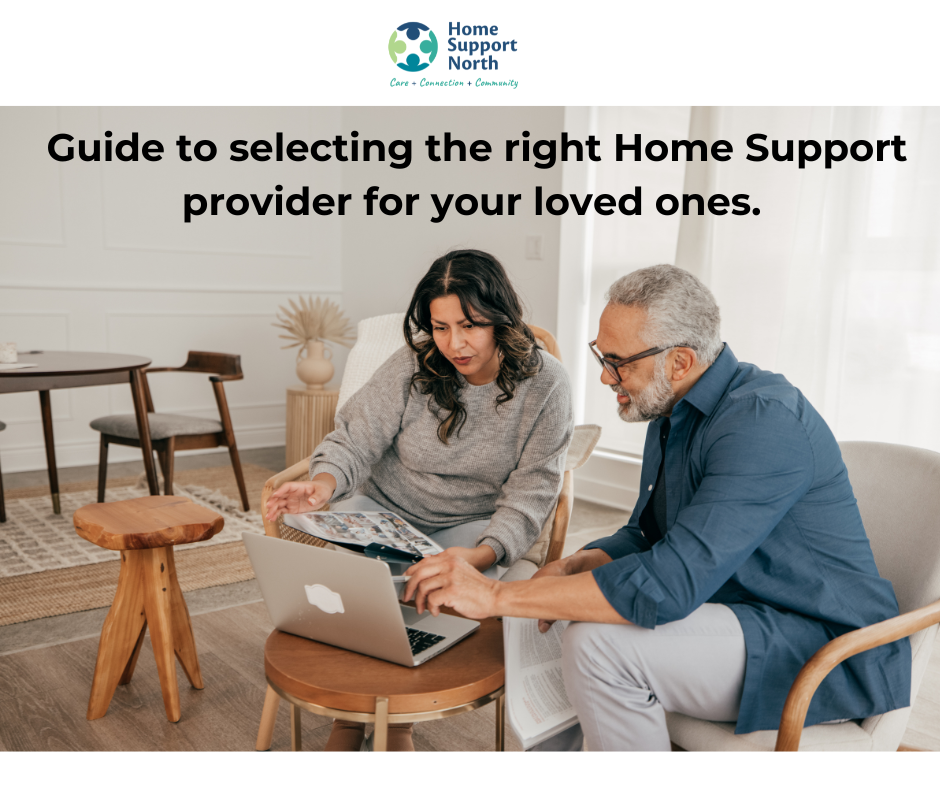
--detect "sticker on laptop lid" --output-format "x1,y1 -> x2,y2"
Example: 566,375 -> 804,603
304,584 -> 345,614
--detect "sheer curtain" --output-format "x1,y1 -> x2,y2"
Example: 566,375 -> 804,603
683,106 -> 940,452
575,107 -> 690,454
571,106 -> 940,454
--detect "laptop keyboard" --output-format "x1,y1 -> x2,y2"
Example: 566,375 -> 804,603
406,627 -> 445,656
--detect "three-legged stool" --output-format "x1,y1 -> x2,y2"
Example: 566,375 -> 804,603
74,496 -> 223,722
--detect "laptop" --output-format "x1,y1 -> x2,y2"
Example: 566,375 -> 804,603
242,532 -> 480,667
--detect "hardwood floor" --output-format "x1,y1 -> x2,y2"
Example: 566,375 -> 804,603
2,449 -> 938,751
0,601 -> 518,752
3,571 -> 938,752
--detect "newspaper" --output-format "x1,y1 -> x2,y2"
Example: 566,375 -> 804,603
283,510 -> 443,557
503,617 -> 579,750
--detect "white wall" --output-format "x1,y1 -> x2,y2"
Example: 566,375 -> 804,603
0,106 -> 346,471
0,106 -> 566,473
339,107 -> 564,329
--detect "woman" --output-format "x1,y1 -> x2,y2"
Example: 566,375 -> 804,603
265,249 -> 574,749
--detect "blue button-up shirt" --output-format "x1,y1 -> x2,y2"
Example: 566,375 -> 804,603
585,345 -> 911,734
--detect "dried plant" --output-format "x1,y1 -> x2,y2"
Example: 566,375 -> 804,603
273,296 -> 356,356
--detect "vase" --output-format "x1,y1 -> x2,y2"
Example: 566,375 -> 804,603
296,339 -> 334,390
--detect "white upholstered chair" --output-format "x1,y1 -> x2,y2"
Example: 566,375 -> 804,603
253,312 -> 600,749
667,441 -> 940,751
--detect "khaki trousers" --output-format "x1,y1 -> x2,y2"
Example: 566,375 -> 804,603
544,603 -> 747,751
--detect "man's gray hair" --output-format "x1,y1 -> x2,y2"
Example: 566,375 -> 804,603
606,265 -> 723,366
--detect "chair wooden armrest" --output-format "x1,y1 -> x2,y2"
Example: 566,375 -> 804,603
545,470 -> 574,566
260,455 -> 313,537
141,367 -> 176,375
775,597 -> 940,751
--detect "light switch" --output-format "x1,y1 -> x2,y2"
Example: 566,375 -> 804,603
525,235 -> 543,260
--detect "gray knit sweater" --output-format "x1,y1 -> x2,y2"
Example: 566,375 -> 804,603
309,345 -> 574,566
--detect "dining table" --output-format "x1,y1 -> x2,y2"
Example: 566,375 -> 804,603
0,350 -> 161,513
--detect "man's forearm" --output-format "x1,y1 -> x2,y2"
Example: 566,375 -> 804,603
492,570 -> 629,625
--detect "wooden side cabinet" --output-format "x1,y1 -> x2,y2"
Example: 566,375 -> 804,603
285,387 -> 339,467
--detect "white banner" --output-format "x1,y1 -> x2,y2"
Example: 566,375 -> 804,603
4,0 -> 940,105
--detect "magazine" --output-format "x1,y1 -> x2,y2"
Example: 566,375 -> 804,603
283,510 -> 443,558
503,616 -> 579,750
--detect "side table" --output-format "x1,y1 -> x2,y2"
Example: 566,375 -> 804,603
285,386 -> 339,466
258,618 -> 506,751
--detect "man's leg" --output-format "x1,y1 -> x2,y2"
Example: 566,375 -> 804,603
561,603 -> 746,751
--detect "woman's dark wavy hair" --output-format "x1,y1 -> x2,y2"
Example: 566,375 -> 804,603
404,249 -> 542,444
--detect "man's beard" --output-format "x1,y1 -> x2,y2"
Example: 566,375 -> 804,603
613,356 -> 676,422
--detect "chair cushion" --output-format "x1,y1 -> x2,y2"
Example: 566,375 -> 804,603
517,425 -> 602,568
565,424 -> 601,472
90,413 -> 223,441
521,504 -> 557,568
666,712 -> 874,752
337,313 -> 408,411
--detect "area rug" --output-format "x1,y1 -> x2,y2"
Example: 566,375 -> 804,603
0,464 -> 274,626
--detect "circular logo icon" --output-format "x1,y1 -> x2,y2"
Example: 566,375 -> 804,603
389,22 -> 438,72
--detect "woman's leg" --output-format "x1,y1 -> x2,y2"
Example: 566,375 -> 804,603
335,494 -> 385,512
324,719 -> 367,751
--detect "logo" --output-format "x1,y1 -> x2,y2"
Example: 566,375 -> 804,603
389,22 -> 438,72
304,584 -> 345,614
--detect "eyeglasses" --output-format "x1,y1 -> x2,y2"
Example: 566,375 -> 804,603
588,340 -> 677,384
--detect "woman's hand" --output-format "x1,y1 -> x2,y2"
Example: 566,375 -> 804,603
434,544 -> 498,573
264,474 -> 336,522
531,550 -> 611,632
532,557 -> 575,633
532,556 -> 573,581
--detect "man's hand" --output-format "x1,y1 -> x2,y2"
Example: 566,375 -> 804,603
403,553 -> 499,620
264,474 -> 336,522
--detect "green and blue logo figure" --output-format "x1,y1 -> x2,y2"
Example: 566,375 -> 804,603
389,22 -> 437,72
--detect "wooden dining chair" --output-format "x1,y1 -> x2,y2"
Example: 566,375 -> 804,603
89,351 -> 250,511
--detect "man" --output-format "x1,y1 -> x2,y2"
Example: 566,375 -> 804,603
403,264 -> 911,751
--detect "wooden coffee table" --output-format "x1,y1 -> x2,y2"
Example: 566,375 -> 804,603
260,616 -> 506,751
0,351 -> 160,511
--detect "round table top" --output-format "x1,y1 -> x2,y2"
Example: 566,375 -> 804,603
0,350 -> 151,377
264,616 -> 505,715
74,496 -> 224,551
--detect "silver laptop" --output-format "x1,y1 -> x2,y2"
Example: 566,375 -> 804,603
242,532 -> 480,667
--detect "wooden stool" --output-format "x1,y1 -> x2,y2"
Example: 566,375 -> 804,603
257,616 -> 505,751
74,496 -> 224,722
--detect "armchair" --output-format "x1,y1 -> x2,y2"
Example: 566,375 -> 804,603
667,441 -> 940,751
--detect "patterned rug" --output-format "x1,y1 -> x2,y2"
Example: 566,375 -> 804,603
0,464 -> 274,626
